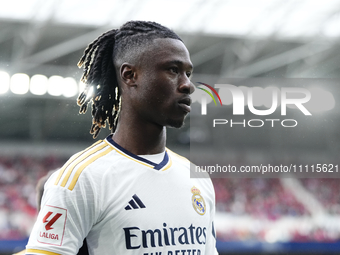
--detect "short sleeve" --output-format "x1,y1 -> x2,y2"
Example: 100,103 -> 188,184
25,170 -> 97,255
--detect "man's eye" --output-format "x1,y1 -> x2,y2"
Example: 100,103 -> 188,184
170,67 -> 178,73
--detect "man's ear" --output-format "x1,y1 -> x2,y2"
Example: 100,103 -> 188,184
120,63 -> 137,86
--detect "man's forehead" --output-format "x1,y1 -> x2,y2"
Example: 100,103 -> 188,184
152,38 -> 188,53
143,38 -> 192,66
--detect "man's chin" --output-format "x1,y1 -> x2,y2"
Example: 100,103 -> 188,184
166,118 -> 186,129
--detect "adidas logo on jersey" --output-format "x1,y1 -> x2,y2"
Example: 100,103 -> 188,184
125,194 -> 146,210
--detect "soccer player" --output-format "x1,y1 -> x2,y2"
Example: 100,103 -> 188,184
25,21 -> 218,255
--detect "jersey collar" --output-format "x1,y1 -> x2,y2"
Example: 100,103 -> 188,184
105,134 -> 172,171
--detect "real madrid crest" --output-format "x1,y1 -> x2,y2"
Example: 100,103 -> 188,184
191,186 -> 206,215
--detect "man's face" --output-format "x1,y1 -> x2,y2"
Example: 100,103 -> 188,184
132,38 -> 194,128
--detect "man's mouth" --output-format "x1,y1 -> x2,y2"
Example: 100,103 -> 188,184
178,97 -> 192,113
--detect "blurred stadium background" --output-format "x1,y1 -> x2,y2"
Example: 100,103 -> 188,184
1,0 -> 340,254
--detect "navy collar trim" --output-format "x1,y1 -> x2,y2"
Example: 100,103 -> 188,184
106,134 -> 169,171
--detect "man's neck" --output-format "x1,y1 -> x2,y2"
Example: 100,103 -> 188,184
112,121 -> 166,155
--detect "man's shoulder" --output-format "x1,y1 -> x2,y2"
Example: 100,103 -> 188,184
50,139 -> 119,191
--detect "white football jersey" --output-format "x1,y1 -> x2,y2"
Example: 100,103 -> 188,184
26,135 -> 218,255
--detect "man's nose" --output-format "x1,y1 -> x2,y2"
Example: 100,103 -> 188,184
179,76 -> 195,94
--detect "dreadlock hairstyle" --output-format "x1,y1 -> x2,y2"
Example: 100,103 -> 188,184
77,21 -> 182,138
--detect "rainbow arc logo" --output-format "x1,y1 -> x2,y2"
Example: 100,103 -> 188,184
196,82 -> 223,115
196,82 -> 223,106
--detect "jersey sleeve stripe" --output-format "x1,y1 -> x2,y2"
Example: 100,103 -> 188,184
60,142 -> 108,187
68,146 -> 113,190
54,140 -> 102,185
25,249 -> 61,255
54,151 -> 83,185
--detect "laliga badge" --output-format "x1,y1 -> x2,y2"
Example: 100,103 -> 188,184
37,205 -> 67,246
191,186 -> 206,215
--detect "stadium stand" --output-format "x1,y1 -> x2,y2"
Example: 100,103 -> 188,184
0,156 -> 65,240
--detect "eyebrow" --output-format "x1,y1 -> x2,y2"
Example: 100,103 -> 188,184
166,60 -> 194,70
